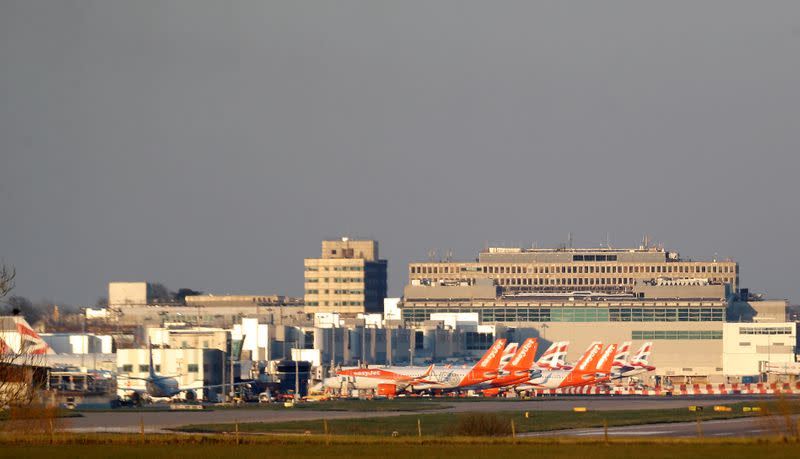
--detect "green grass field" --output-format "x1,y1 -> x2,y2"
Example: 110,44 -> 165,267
3,439 -> 799,459
176,402 -> 789,436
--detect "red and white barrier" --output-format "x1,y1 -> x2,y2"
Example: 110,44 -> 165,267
529,382 -> 800,396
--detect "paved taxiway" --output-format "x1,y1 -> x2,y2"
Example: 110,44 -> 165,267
63,396 -> 779,433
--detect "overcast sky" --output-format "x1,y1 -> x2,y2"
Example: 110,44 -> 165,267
1,1 -> 799,306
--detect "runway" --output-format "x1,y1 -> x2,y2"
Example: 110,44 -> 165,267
61,395 -> 780,433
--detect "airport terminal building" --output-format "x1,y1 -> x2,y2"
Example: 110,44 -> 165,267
399,245 -> 794,384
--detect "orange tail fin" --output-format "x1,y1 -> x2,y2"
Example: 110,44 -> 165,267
575,342 -> 603,373
506,338 -> 538,371
473,339 -> 508,371
595,344 -> 617,373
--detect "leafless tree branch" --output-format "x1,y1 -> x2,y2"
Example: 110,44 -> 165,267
0,264 -> 15,300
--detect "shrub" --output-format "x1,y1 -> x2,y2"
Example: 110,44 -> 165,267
446,413 -> 512,437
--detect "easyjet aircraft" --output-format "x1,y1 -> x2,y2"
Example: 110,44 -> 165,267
322,362 -> 436,393
519,342 -> 617,390
478,337 -> 541,392
408,339 -> 509,392
610,342 -> 654,379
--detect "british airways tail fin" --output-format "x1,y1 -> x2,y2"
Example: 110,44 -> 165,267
536,341 -> 559,368
499,342 -> 518,369
630,342 -> 653,367
612,341 -> 631,368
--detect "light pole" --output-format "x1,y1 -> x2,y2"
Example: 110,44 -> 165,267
293,340 -> 300,402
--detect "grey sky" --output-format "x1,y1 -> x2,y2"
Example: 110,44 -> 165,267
1,1 -> 799,306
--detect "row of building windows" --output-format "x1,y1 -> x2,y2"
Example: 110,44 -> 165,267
305,277 -> 363,283
119,364 -> 199,373
738,327 -> 793,335
305,266 -> 364,271
400,307 -> 725,324
498,277 -> 638,286
411,264 -> 736,275
465,332 -> 495,350
306,301 -> 363,307
573,255 -> 617,261
305,289 -> 364,295
631,330 -> 722,340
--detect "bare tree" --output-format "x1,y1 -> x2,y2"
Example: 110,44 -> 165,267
0,263 -> 46,409
0,264 -> 14,300
4,296 -> 45,326
0,345 -> 44,408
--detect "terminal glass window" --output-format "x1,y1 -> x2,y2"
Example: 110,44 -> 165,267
739,327 -> 793,335
631,330 -> 722,340
466,332 -> 494,350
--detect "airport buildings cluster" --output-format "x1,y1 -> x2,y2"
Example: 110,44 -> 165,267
3,237 -> 799,404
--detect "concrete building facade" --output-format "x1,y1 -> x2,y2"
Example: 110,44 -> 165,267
722,322 -> 797,378
116,348 -> 224,401
304,238 -> 388,315
109,282 -> 150,306
409,246 -> 738,295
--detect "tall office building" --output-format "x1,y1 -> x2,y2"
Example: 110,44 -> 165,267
304,238 -> 388,315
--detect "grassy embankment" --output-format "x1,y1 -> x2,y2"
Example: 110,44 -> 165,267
176,401 -> 800,436
1,435 -> 800,459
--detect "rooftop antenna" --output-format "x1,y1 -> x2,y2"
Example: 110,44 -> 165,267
427,249 -> 435,261
568,232 -> 573,249
446,249 -> 453,262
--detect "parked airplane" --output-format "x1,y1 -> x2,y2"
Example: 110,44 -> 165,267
322,363 -> 436,393
610,342 -> 654,379
119,341 -> 246,402
499,342 -> 519,369
518,342 -> 617,390
324,339 -> 508,394
611,341 -> 632,371
478,337 -> 540,393
406,339 -> 509,392
537,341 -> 569,370
552,342 -> 570,369
0,316 -> 51,355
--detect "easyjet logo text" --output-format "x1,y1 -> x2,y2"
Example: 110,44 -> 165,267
480,342 -> 504,367
511,340 -> 536,367
578,345 -> 601,371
